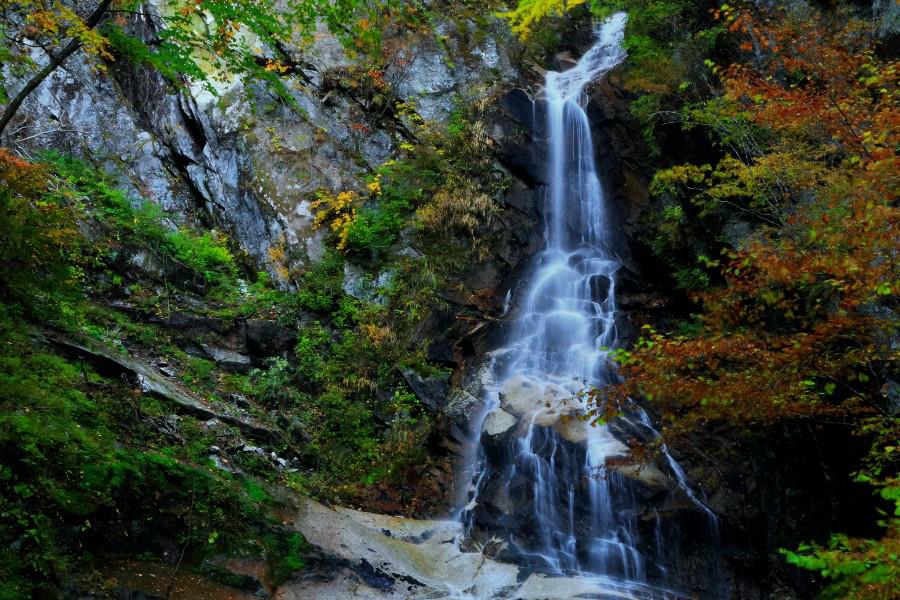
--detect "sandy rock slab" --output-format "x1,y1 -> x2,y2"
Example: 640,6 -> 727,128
278,498 -> 684,599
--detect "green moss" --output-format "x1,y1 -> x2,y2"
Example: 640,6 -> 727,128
0,306 -> 306,597
45,152 -> 240,299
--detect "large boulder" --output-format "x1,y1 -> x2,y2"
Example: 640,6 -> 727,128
498,374 -> 594,444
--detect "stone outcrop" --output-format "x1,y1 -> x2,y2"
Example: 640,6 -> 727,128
45,332 -> 275,440
3,9 -> 524,284
279,497 -> 683,600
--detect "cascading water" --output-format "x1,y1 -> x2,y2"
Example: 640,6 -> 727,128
458,13 -> 698,598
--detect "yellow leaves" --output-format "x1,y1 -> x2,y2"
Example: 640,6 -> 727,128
77,27 -> 113,61
266,236 -> 290,281
366,174 -> 382,195
361,322 -> 394,348
309,190 -> 360,251
263,60 -> 289,74
20,4 -> 112,61
650,163 -> 710,195
497,0 -> 588,40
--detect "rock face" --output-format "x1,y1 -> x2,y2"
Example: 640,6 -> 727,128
3,11 -> 524,284
45,332 -> 275,440
497,374 -> 595,444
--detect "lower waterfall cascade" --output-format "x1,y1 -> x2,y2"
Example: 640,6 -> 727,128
456,13 -> 719,599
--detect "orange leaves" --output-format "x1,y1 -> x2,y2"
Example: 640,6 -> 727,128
27,9 -> 61,35
626,2 -> 899,429
0,152 -> 83,309
720,5 -> 899,164
0,149 -> 49,197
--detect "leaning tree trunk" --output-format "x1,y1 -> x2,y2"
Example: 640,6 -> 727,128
0,0 -> 113,139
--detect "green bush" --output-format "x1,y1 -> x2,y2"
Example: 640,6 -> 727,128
46,153 -> 239,296
296,250 -> 345,313
0,308 -> 302,598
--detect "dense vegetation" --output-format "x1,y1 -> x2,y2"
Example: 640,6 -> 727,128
0,1 -> 505,590
0,150 -> 311,596
519,1 -> 898,596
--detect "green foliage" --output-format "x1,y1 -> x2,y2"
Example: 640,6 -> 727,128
245,298 -> 433,494
781,414 -> 900,599
182,356 -> 218,391
344,191 -> 413,258
296,249 -> 346,313
338,155 -> 440,259
47,153 -> 239,296
238,271 -> 292,318
266,531 -> 308,585
782,529 -> 900,599
0,308 -> 302,598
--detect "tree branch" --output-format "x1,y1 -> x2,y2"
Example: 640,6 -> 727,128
0,0 -> 114,139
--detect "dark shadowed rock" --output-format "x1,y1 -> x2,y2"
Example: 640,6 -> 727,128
245,319 -> 296,357
399,367 -> 451,413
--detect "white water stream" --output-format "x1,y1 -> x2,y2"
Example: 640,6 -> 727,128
457,14 -> 694,598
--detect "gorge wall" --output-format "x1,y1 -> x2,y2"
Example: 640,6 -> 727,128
0,2 -> 891,598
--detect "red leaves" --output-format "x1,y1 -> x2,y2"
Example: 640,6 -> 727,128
619,5 -> 898,436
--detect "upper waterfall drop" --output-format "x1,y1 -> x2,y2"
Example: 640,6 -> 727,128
544,12 -> 628,105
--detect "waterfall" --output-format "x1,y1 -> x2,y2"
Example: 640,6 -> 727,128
458,13 -> 692,598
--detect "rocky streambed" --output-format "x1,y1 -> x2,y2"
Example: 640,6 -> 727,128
280,497 -> 687,600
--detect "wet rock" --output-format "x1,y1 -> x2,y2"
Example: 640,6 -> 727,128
608,414 -> 657,446
610,463 -> 671,493
482,408 -> 517,437
874,0 -> 900,42
499,374 -> 591,444
399,367 -> 450,413
158,365 -> 177,378
245,319 -> 296,357
201,344 -> 252,373
229,393 -> 251,409
45,331 -> 275,440
342,263 -> 392,305
587,274 -> 611,303
281,497 -> 671,599
883,378 -> 900,415
125,249 -> 202,291
492,89 -> 546,186
443,388 -> 481,424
